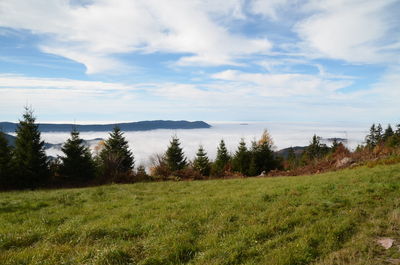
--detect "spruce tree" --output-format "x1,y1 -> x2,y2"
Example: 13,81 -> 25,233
376,123 -> 383,143
100,126 -> 134,179
193,145 -> 210,176
0,132 -> 13,189
387,124 -> 400,147
365,124 -> 376,147
13,107 -> 49,188
232,138 -> 250,175
165,135 -> 187,171
248,130 -> 280,176
135,165 -> 149,181
286,147 -> 297,169
331,138 -> 341,152
366,123 -> 384,148
216,139 -> 230,165
302,134 -> 329,162
59,128 -> 96,184
383,124 -> 394,142
248,141 -> 259,176
212,139 -> 230,175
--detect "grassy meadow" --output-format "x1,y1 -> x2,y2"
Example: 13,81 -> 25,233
1,164 -> 400,265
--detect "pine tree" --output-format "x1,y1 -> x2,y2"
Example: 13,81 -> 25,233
302,134 -> 329,162
331,138 -> 341,152
100,126 -> 134,179
286,147 -> 297,169
212,139 -> 230,175
135,165 -> 149,181
165,135 -> 187,171
383,124 -> 394,142
365,124 -> 376,147
59,128 -> 96,184
366,123 -> 384,148
387,124 -> 400,147
232,138 -> 250,175
193,145 -> 210,176
396,124 -> 400,135
376,124 -> 383,143
248,130 -> 280,176
13,107 -> 49,188
0,132 -> 13,189
248,141 -> 259,176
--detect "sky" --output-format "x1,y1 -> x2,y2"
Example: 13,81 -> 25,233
0,0 -> 399,123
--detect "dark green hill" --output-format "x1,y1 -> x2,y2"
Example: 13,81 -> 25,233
276,146 -> 306,158
0,120 -> 211,133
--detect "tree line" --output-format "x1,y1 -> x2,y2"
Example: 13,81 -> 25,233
0,108 -> 283,189
1,108 -> 400,190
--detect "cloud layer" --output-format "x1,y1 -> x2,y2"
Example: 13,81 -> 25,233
0,0 -> 272,73
0,0 -> 399,123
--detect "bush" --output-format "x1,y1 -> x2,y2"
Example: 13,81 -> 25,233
172,168 -> 203,180
134,165 -> 151,182
149,153 -> 171,180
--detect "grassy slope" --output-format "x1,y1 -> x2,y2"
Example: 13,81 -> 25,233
1,165 -> 400,265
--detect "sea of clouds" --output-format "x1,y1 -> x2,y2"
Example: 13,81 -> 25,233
39,122 -> 369,167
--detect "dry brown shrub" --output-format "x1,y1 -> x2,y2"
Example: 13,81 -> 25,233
173,168 -> 203,180
332,143 -> 350,160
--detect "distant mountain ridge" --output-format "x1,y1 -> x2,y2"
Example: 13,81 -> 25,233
0,120 -> 211,132
276,146 -> 307,158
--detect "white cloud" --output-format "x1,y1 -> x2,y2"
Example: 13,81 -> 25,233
0,0 -> 271,73
0,72 -> 397,123
250,0 -> 292,20
295,0 -> 400,64
370,66 -> 400,106
0,74 -> 136,91
211,69 -> 352,97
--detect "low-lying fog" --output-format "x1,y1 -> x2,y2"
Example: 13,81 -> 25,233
38,122 -> 368,167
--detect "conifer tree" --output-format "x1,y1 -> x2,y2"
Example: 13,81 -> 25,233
135,165 -> 149,181
165,135 -> 187,171
232,138 -> 250,175
331,138 -> 341,152
366,123 -> 384,148
248,130 -> 280,176
376,123 -> 383,142
396,124 -> 400,135
366,124 -> 375,145
193,145 -> 210,176
383,124 -> 394,141
366,124 -> 377,147
387,124 -> 400,147
248,141 -> 259,176
100,126 -> 134,179
212,139 -> 230,175
13,107 -> 49,188
302,134 -> 329,162
59,128 -> 96,184
0,132 -> 13,189
286,147 -> 297,169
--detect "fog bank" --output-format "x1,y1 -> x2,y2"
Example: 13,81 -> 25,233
40,122 -> 368,167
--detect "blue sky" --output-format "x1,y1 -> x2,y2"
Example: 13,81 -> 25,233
0,0 -> 399,123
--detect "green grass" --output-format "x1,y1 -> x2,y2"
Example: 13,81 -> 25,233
1,164 -> 400,264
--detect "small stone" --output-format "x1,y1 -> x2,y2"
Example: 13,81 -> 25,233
377,238 -> 394,249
